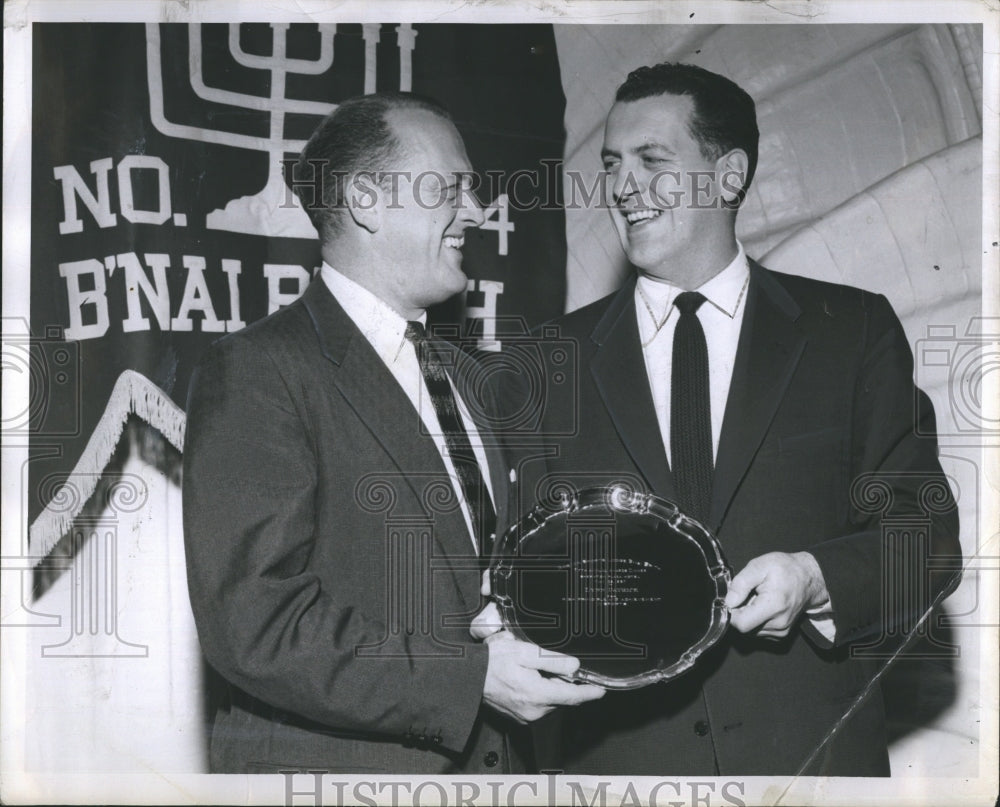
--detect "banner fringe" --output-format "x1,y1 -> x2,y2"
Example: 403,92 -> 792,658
27,370 -> 187,565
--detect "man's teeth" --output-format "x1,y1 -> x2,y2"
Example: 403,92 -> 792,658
443,235 -> 465,248
624,209 -> 662,225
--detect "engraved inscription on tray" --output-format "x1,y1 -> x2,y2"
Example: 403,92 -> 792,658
564,558 -> 663,605
492,486 -> 730,686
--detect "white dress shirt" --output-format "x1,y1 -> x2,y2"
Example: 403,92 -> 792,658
634,246 -> 835,639
635,244 -> 750,467
321,263 -> 494,551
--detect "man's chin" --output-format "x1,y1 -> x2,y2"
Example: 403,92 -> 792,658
620,232 -> 660,267
448,268 -> 468,291
427,268 -> 469,305
625,245 -> 664,272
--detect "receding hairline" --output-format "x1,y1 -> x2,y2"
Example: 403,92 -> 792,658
380,105 -> 472,175
383,104 -> 459,147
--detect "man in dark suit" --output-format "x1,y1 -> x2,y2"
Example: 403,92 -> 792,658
182,92 -> 604,775
509,63 -> 961,775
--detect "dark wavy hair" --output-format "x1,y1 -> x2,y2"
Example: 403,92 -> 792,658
616,62 -> 759,204
287,92 -> 452,239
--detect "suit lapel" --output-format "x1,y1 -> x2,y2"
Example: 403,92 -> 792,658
590,277 -> 675,501
709,262 -> 806,532
301,281 -> 481,610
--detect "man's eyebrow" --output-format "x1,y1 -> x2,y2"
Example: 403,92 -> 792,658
635,142 -> 673,156
600,143 -> 674,160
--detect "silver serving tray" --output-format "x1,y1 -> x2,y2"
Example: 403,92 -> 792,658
491,484 -> 731,689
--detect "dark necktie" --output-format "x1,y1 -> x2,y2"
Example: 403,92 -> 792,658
670,291 -> 713,525
404,321 -> 496,555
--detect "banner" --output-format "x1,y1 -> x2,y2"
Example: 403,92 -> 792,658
27,22 -> 567,544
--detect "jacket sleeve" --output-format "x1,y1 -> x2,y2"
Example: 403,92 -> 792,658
807,293 -> 962,647
182,333 -> 488,753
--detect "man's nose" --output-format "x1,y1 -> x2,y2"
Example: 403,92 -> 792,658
460,194 -> 485,228
611,168 -> 638,206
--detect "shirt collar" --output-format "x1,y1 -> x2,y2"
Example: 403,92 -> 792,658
320,262 -> 426,364
636,242 -> 750,322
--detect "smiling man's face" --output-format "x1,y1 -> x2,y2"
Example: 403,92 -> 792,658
602,93 -> 739,288
376,108 -> 484,317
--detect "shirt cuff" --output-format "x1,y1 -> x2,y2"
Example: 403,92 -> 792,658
804,595 -> 836,643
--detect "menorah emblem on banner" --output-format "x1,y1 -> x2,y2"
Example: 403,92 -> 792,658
145,23 -> 418,239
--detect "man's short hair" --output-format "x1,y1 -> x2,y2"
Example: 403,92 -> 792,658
288,92 -> 452,240
615,62 -> 759,204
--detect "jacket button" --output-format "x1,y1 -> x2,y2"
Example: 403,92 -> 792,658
483,751 -> 500,767
694,720 -> 710,736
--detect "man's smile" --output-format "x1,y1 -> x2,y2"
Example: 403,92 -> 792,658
623,208 -> 662,227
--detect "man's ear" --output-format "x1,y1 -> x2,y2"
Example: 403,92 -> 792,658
716,149 -> 749,207
346,172 -> 382,233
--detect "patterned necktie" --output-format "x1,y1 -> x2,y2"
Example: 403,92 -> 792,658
404,321 -> 496,555
670,292 -> 713,525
